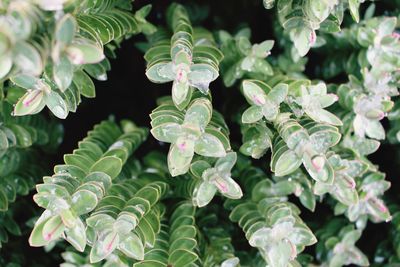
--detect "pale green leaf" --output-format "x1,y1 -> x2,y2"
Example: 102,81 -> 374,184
90,232 -> 119,263
13,90 -> 45,116
194,133 -> 226,157
42,215 -> 65,242
64,218 -> 86,252
53,55 -> 74,91
168,142 -> 194,176
242,106 -> 263,123
44,91 -> 69,119
193,181 -> 217,207
56,14 -> 77,45
71,190 -> 98,215
90,156 -> 123,179
151,122 -> 181,143
119,233 -> 144,260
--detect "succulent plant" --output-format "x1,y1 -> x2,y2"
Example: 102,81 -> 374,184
0,1 -> 399,267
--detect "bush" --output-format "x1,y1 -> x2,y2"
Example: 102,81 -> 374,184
0,0 -> 399,266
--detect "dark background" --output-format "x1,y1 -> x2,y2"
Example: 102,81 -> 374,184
3,0 -> 400,265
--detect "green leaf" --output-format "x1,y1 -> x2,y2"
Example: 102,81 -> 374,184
310,129 -> 341,153
242,106 -> 263,123
320,18 -> 341,33
190,160 -> 211,178
84,172 -> 112,190
0,189 -> 8,211
13,90 -> 45,116
64,218 -> 86,252
237,37 -> 252,54
10,74 -> 39,90
12,42 -> 43,76
253,40 -> 274,57
53,55 -> 74,91
4,214 -> 21,236
216,152 -> 237,174
250,58 -> 274,75
299,187 -> 316,212
54,165 -> 86,180
0,130 -> 8,151
194,133 -> 226,157
146,62 -> 174,83
71,190 -> 98,215
83,62 -> 107,80
273,149 -> 302,177
90,232 -> 119,263
366,197 -> 391,222
306,109 -> 342,126
29,217 -> 50,247
0,54 -> 12,79
169,237 -> 197,252
261,103 -> 279,121
195,45 -> 224,62
86,214 -> 115,231
172,80 -> 190,107
213,176 -> 243,199
302,154 -> 334,184
64,154 -> 93,173
378,17 -> 397,37
151,122 -> 181,143
242,80 -> 268,106
205,127 -> 231,151
60,209 -> 76,228
68,40 -> 104,65
168,142 -> 194,176
169,249 -> 198,267
56,14 -> 77,45
73,70 -> 96,98
268,83 -> 288,104
291,27 -> 314,57
252,180 -> 295,200
119,233 -> 144,260
184,98 -> 212,130
249,227 -> 271,247
365,120 -> 385,140
240,125 -> 271,159
193,181 -> 217,207
267,239 -> 294,267
44,91 -> 69,119
188,64 -> 219,93
135,5 -> 157,35
90,156 -> 123,179
42,215 -> 65,242
7,124 -> 32,147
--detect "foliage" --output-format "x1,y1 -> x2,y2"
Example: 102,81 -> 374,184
0,1 -> 399,267
0,0 -> 152,118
